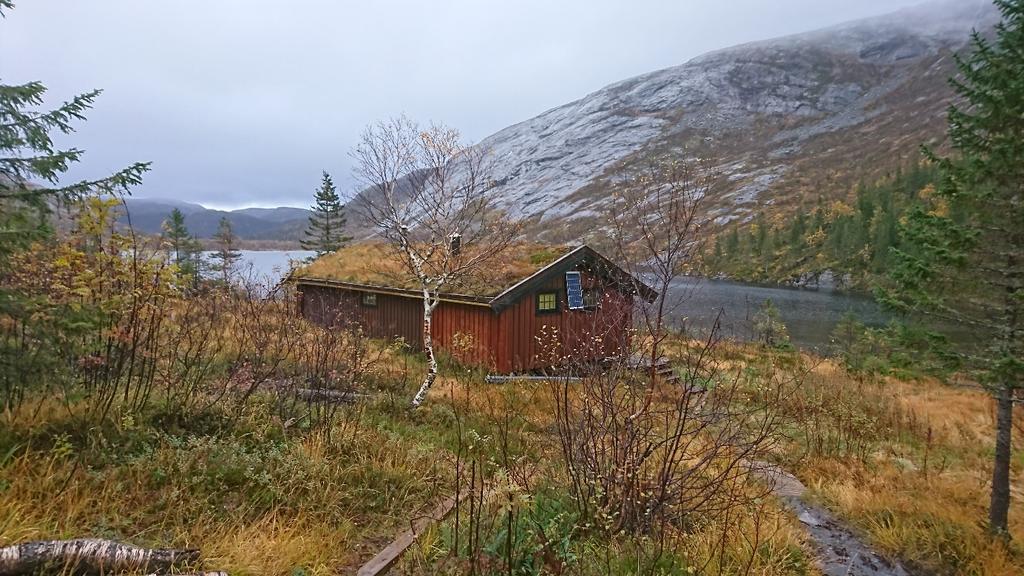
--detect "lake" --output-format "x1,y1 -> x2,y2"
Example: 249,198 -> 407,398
238,251 -> 887,352
203,250 -> 316,285
662,277 -> 888,353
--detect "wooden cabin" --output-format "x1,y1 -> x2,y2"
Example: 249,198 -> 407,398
291,244 -> 655,374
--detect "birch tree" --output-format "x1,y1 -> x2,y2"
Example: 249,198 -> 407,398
352,116 -> 518,407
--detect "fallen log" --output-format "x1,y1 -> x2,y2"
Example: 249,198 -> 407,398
141,569 -> 225,573
293,387 -> 360,404
0,539 -> 200,576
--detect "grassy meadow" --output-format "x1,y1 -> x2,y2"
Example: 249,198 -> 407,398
0,202 -> 1018,574
2,304 -> 1020,575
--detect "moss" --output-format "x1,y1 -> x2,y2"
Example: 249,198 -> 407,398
294,242 -> 575,297
528,247 -> 564,266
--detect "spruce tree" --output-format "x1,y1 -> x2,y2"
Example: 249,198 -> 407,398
754,213 -> 769,256
1,0 -> 149,398
753,299 -> 789,349
1,84 -> 148,262
882,0 -> 1024,536
788,211 -> 807,248
724,227 -> 740,257
1,2 -> 148,298
301,171 -> 351,256
161,208 -> 202,287
210,217 -> 241,284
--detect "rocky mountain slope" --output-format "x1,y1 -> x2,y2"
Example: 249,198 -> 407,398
391,0 -> 997,243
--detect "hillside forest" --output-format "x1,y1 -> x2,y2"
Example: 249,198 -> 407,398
705,163 -> 940,291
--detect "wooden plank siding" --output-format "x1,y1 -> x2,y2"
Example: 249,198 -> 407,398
299,284 -> 424,347
296,264 -> 635,374
494,270 -> 633,373
431,302 -> 500,368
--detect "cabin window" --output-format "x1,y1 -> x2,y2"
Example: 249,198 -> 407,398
361,292 -> 378,307
583,288 -> 602,310
536,291 -> 558,313
565,271 -> 584,310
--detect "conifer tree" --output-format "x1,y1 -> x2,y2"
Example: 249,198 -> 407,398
210,217 -> 241,284
1,84 -> 148,262
882,0 -> 1024,535
1,0 -> 150,398
1,1 -> 148,298
724,227 -> 740,257
301,171 -> 351,256
753,213 -> 769,256
788,211 -> 807,247
161,208 -> 202,287
753,299 -> 789,349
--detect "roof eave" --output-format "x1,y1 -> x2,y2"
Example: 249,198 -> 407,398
290,276 -> 494,307
487,245 -> 659,311
290,244 -> 658,311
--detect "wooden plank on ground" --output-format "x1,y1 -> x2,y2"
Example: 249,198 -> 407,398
356,496 -> 458,576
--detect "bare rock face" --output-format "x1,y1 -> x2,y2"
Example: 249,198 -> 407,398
488,1 -> 997,236
354,0 -> 998,242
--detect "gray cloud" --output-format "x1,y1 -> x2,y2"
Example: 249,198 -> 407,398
2,0 -> 930,208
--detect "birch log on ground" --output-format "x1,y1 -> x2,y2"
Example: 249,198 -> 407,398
144,569 -> 228,573
0,539 -> 200,575
293,388 -> 359,404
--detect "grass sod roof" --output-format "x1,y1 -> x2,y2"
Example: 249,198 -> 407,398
292,243 -> 577,300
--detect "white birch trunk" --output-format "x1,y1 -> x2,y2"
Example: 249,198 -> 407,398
0,539 -> 200,576
411,292 -> 439,407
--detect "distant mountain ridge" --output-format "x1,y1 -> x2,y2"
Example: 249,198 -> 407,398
117,198 -> 312,241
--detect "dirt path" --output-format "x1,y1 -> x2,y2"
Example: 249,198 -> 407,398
754,463 -> 910,576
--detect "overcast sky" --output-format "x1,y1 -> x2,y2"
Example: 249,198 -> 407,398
2,1 -> 927,209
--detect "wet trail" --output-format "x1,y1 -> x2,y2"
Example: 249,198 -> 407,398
755,463 -> 910,576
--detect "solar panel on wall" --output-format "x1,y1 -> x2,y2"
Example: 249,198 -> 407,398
566,271 -> 584,310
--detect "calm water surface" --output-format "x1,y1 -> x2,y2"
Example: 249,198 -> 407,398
203,250 -> 315,284
240,252 -> 887,352
662,277 -> 888,353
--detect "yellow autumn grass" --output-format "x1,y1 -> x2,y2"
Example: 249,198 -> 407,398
791,362 -> 1024,575
808,465 -> 1022,575
203,511 -> 352,575
0,451 -> 361,574
0,394 -> 451,575
676,504 -> 812,575
3,330 -> 1021,574
423,368 -> 817,575
654,335 -> 1023,573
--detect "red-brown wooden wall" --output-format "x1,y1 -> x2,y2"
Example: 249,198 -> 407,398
431,301 -> 499,367
297,268 -> 634,373
493,271 -> 633,373
299,284 -> 425,347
